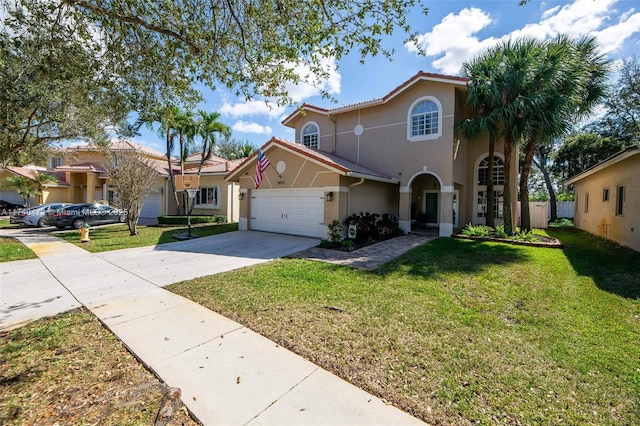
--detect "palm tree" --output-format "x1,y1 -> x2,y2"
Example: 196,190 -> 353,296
460,51 -> 504,227
4,175 -> 38,207
33,171 -> 58,204
194,111 -> 231,175
139,105 -> 184,214
518,36 -> 608,230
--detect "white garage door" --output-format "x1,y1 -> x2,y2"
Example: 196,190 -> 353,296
251,189 -> 325,238
140,192 -> 161,219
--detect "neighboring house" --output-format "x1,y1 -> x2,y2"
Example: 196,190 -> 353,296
565,145 -> 639,252
0,165 -> 65,207
3,141 -> 240,221
226,71 -> 518,238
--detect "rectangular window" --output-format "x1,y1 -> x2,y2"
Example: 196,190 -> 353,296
477,191 -> 504,219
50,157 -> 63,168
196,187 -> 219,207
616,185 -> 625,216
603,187 -> 609,202
584,192 -> 589,213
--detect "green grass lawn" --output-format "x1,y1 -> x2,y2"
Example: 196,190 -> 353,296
168,228 -> 640,425
0,237 -> 37,262
55,222 -> 238,252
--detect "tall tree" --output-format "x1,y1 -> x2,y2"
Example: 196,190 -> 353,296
460,51 -> 505,228
585,57 -> 640,144
552,133 -> 626,182
193,111 -> 231,175
519,36 -> 608,231
108,149 -> 159,236
3,0 -> 424,167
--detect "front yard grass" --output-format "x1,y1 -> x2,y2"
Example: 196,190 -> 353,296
0,309 -> 197,425
168,227 -> 640,425
56,222 -> 238,252
0,237 -> 37,262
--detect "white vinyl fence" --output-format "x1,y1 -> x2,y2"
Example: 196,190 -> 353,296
518,202 -> 549,229
553,201 -> 574,219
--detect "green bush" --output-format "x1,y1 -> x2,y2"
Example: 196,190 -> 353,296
493,224 -> 508,238
461,224 -> 493,237
548,218 -> 574,228
344,212 -> 403,243
512,230 -> 538,242
157,215 -> 226,225
327,219 -> 344,243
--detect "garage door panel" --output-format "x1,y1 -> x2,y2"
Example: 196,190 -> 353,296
251,189 -> 325,238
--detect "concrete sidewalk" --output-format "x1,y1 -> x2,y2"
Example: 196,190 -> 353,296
1,231 -> 424,425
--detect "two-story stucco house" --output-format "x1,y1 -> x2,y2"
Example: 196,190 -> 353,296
226,71 -> 518,238
2,141 -> 240,221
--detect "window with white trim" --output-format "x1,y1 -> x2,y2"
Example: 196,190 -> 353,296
302,123 -> 319,149
50,157 -> 63,168
476,155 -> 505,219
195,186 -> 219,208
407,97 -> 442,141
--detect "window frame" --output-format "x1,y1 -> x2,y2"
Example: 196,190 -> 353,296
616,185 -> 625,216
301,122 -> 320,149
194,186 -> 220,209
50,157 -> 63,168
407,96 -> 443,142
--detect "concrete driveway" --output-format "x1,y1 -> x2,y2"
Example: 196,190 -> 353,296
96,231 -> 320,286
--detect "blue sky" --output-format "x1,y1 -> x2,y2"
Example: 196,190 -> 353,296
134,0 -> 640,153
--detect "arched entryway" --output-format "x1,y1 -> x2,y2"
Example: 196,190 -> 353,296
410,173 -> 441,232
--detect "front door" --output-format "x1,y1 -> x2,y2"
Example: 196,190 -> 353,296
425,192 -> 438,225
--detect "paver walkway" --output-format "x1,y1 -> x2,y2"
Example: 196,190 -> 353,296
1,229 -> 428,425
288,234 -> 435,270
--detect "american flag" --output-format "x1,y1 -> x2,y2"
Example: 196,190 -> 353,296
254,149 -> 270,188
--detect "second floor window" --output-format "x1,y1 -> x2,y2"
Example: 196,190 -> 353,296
302,123 -> 319,149
50,157 -> 63,168
410,100 -> 439,137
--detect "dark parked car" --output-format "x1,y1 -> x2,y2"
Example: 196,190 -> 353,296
45,203 -> 127,229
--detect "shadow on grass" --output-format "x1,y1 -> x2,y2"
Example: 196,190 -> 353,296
547,227 -> 640,299
377,237 -> 530,278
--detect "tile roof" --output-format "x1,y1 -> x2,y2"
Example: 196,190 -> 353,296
282,71 -> 469,126
226,137 -> 396,183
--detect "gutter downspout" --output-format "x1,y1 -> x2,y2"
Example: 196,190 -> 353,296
346,178 -> 365,216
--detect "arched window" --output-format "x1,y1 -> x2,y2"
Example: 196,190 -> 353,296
477,156 -> 505,186
476,155 -> 505,219
302,123 -> 319,149
407,97 -> 442,141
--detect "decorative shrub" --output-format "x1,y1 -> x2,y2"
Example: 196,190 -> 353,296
512,230 -> 538,242
157,215 -> 226,225
327,219 -> 344,243
461,224 -> 493,237
344,212 -> 403,243
493,224 -> 508,238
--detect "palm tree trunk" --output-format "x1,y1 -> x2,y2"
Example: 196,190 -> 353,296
503,134 -> 514,235
519,136 -> 537,231
533,150 -> 557,221
486,134 -> 496,228
166,130 -> 182,215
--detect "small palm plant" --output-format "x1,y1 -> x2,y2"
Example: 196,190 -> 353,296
3,175 -> 38,207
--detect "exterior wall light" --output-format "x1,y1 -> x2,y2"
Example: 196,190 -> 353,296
326,192 -> 334,202
239,192 -> 245,200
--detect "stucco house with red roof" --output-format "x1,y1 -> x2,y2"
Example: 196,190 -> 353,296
226,71 -> 518,238
1,141 -> 240,221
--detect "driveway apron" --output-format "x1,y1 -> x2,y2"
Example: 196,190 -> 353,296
0,229 -> 425,425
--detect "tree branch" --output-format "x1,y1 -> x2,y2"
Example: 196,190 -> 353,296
64,0 -> 200,54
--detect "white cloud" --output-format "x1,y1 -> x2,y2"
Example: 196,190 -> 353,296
407,0 -> 640,74
220,100 -> 285,119
232,121 -> 273,135
406,7 -> 500,74
283,55 -> 341,103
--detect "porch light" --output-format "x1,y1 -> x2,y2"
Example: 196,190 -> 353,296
239,192 -> 245,200
326,192 -> 334,202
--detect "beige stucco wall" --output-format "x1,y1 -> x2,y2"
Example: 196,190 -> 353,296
573,154 -> 640,252
188,175 -> 239,222
42,187 -> 71,204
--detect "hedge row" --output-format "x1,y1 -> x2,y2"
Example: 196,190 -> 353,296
157,215 -> 227,225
